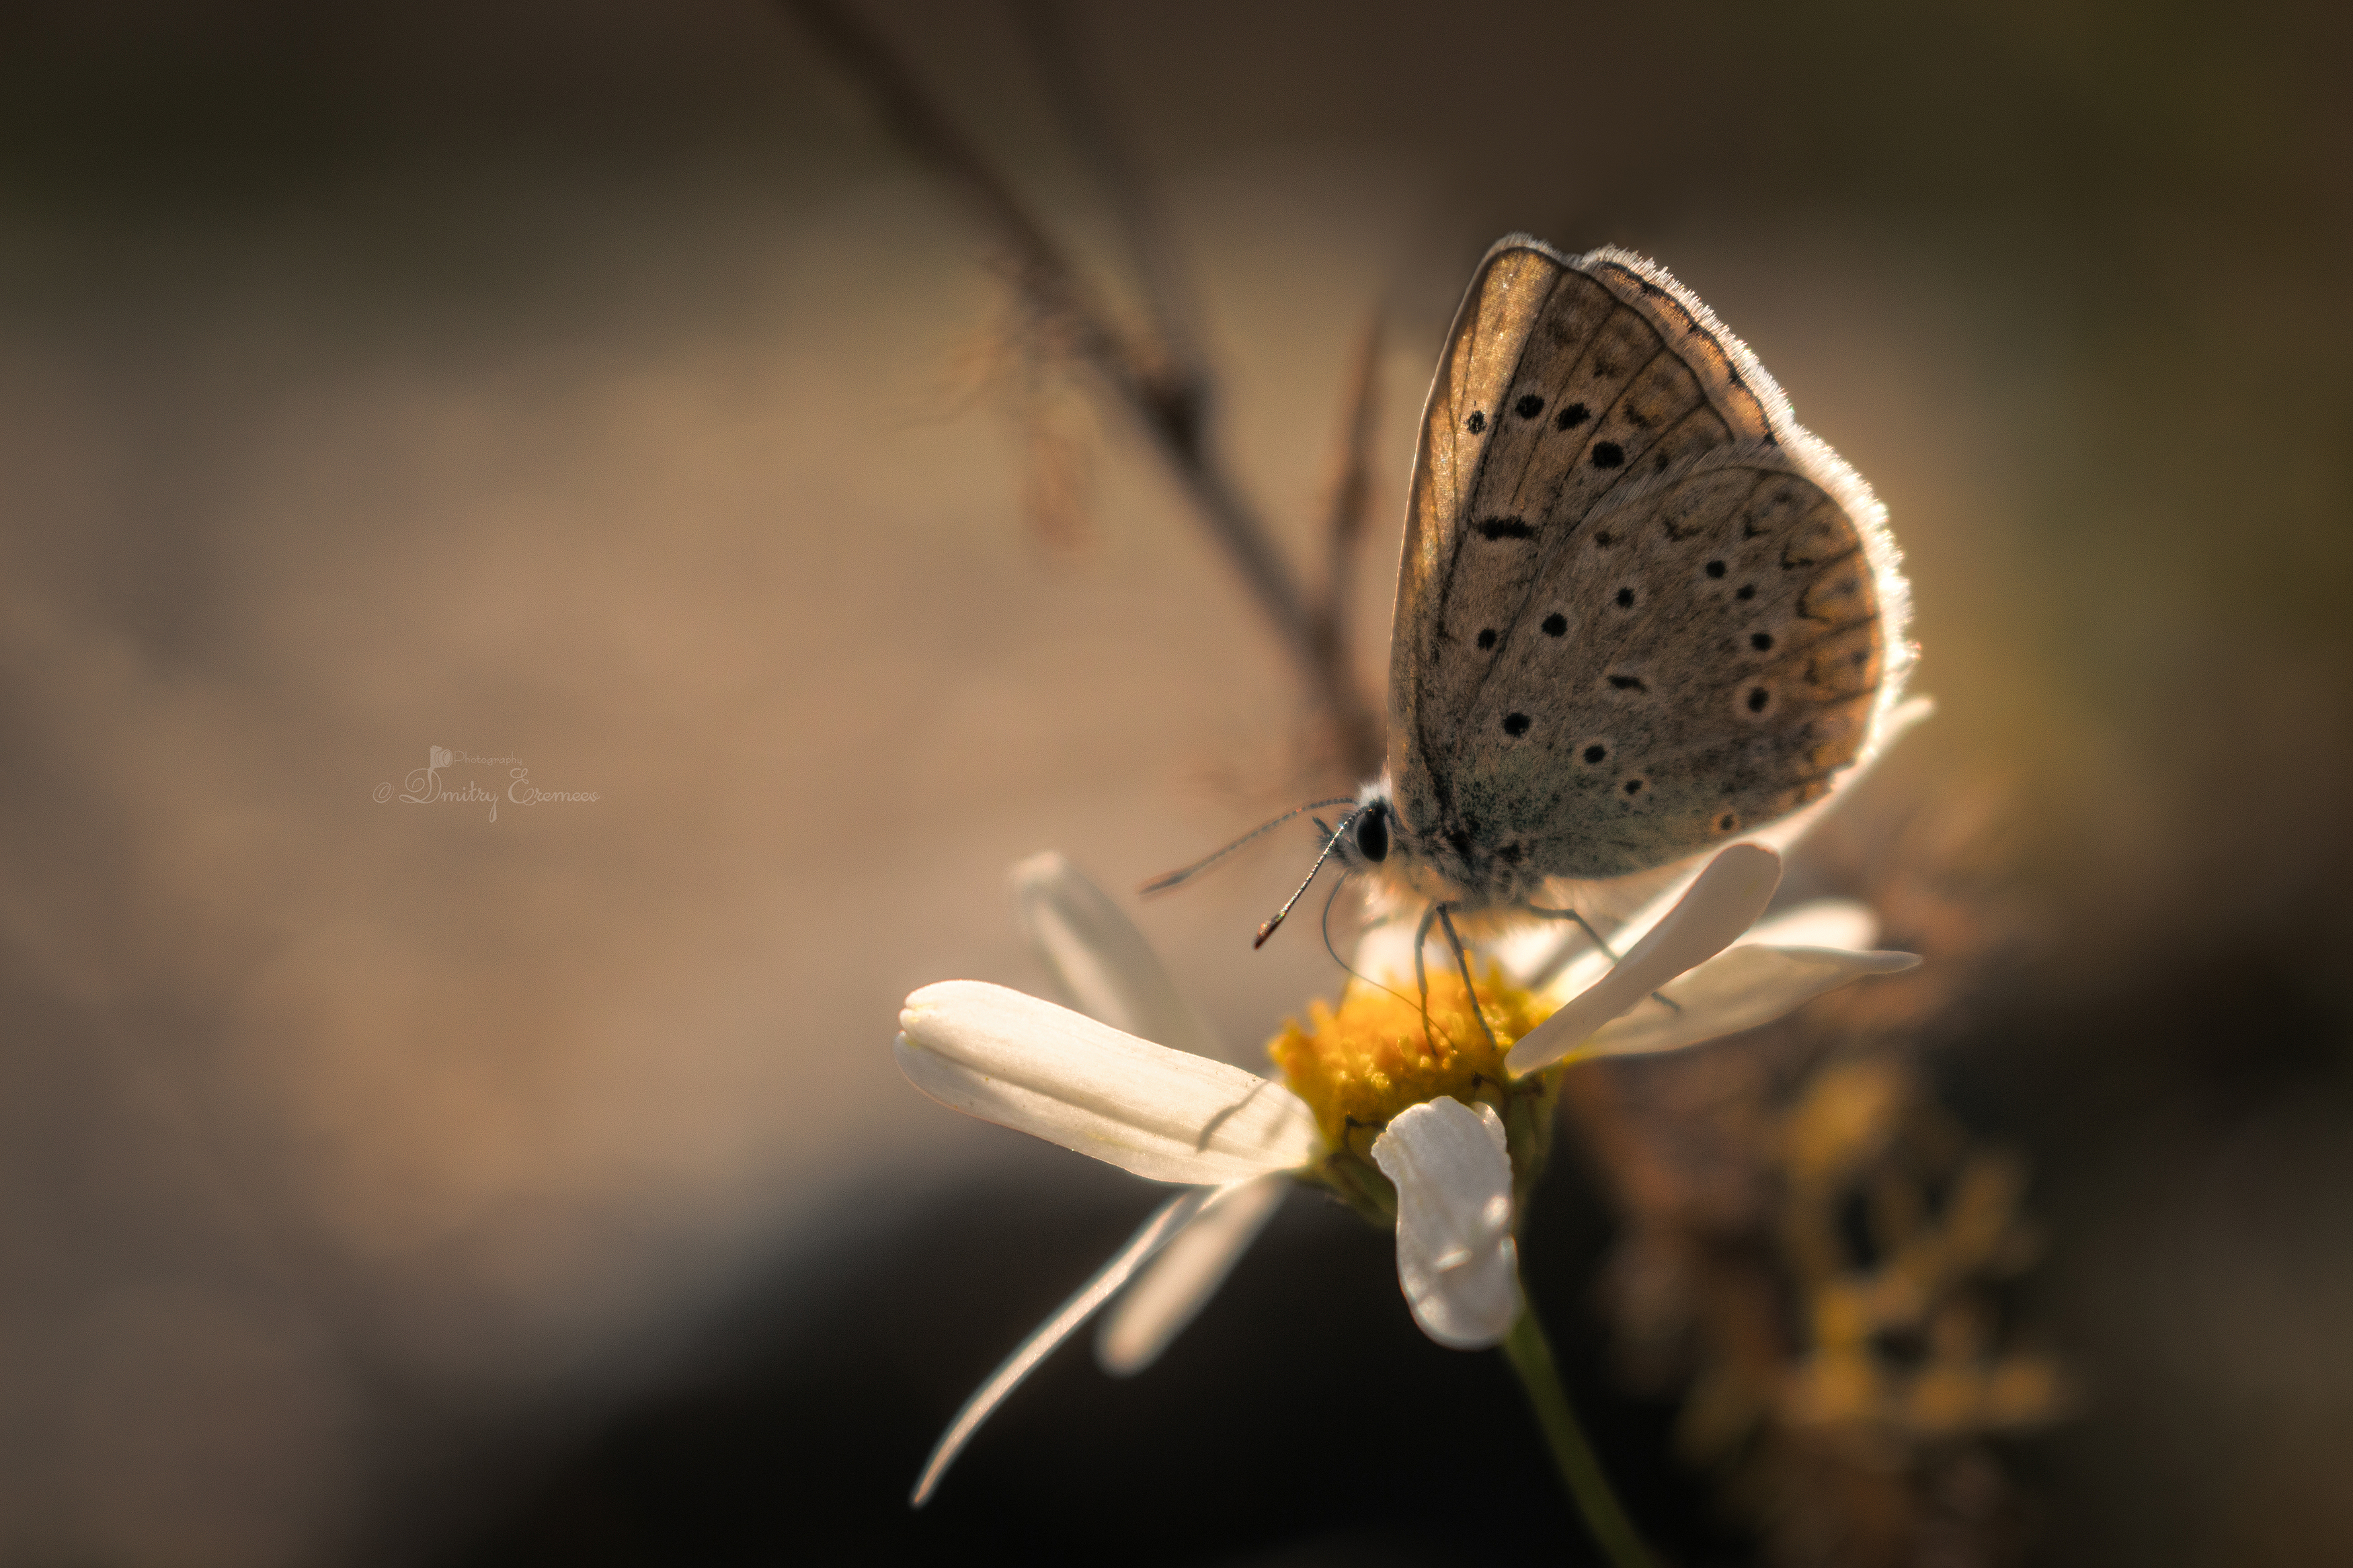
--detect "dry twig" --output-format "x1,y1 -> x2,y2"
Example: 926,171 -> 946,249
1310,315 -> 1384,739
778,0 -> 1382,774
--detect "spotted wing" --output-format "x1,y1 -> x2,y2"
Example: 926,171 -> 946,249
1385,237 -> 1903,882
1457,444 -> 1886,876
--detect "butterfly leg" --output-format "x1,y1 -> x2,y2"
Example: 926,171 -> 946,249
1525,903 -> 1620,961
1410,899 -> 1442,1050
1410,901 -> 1439,1001
1524,903 -> 1682,1014
1435,903 -> 1503,1053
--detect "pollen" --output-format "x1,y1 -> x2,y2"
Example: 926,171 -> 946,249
1267,964 -> 1553,1161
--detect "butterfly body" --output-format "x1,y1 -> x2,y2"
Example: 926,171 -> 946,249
1338,237 -> 1910,915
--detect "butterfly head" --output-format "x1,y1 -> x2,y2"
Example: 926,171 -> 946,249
1320,780 -> 1478,918
1246,782 -> 1398,950
1326,784 -> 1393,876
1329,779 -> 1550,915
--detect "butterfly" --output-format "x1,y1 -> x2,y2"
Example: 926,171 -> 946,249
1161,235 -> 1911,981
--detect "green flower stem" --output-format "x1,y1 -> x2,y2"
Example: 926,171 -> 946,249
1501,1298 -> 1657,1568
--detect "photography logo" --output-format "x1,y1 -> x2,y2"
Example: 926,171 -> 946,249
373,745 -> 598,823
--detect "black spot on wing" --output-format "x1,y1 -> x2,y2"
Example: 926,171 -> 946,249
1476,515 -> 1535,540
1541,613 -> 1567,636
1503,712 -> 1531,737
1466,410 -> 1486,434
1591,441 -> 1625,469
1476,628 -> 1497,649
1556,401 -> 1590,431
1514,394 -> 1546,419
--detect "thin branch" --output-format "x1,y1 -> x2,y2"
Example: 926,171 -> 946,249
1310,313 -> 1385,774
1503,1303 -> 1661,1568
778,0 -> 1380,773
1007,0 -> 1208,415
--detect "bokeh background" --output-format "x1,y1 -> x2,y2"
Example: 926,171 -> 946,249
1,1 -> 2348,1563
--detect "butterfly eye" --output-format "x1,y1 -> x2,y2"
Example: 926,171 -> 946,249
1353,804 -> 1390,864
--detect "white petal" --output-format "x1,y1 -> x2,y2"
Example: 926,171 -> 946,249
1511,886 -> 1882,1012
1507,843 -> 1784,1075
910,1186 -> 1215,1506
1095,1172 -> 1288,1376
1008,852 -> 1226,1060
1738,898 -> 1879,952
1581,944 -> 1921,1059
898,981 -> 1318,1184
1552,697 -> 1936,971
1370,1098 -> 1522,1351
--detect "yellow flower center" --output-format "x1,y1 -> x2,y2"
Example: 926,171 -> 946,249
1267,964 -> 1558,1221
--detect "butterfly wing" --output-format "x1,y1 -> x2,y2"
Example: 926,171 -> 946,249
1386,238 -> 1909,887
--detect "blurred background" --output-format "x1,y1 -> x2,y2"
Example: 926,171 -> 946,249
1,1 -> 2347,1563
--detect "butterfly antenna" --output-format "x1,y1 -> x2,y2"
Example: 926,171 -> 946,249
1320,877 -> 1407,1006
1322,881 -> 1409,1003
1253,809 -> 1359,948
1319,875 -> 1365,991
1140,796 -> 1359,896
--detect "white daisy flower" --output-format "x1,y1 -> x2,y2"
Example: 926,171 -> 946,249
893,830 -> 1920,1507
